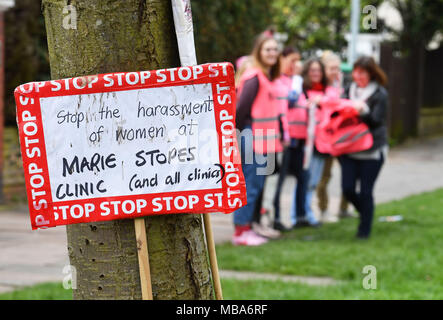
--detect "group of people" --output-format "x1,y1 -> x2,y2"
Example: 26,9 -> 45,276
232,30 -> 389,246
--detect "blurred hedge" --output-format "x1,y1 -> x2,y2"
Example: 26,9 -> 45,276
5,0 -> 49,126
3,0 -> 272,126
192,0 -> 273,63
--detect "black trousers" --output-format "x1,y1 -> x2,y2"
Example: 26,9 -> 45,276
338,153 -> 384,237
273,140 -> 308,223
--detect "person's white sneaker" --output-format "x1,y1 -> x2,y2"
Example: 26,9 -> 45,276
252,222 -> 281,239
321,211 -> 339,223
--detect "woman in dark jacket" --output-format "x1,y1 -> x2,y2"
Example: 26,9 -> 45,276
339,56 -> 389,239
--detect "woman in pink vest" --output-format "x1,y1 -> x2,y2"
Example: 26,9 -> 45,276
287,58 -> 332,228
233,32 -> 283,246
250,47 -> 299,238
270,47 -> 307,231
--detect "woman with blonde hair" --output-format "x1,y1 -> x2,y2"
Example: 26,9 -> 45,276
316,52 -> 353,223
235,55 -> 253,87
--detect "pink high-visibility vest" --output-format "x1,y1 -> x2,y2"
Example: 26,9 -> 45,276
237,68 -> 283,154
287,86 -> 343,139
287,89 -> 322,139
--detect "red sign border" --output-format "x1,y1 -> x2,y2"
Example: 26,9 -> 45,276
15,63 -> 246,230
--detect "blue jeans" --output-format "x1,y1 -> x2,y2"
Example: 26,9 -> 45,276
233,131 -> 268,226
290,151 -> 325,225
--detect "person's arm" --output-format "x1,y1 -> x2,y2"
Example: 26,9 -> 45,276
279,112 -> 290,146
235,76 -> 259,130
360,88 -> 388,128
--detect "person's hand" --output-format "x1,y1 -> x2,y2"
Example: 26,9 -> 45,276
282,139 -> 290,148
353,100 -> 368,113
309,95 -> 323,105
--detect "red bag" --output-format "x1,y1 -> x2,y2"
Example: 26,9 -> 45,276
315,99 -> 373,156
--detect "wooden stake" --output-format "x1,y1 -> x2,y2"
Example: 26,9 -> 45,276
171,0 -> 222,300
134,218 -> 153,300
203,213 -> 223,300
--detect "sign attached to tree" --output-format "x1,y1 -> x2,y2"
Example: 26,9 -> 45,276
15,63 -> 246,230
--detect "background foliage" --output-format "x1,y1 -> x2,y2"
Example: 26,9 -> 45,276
4,0 -> 443,125
4,0 -> 273,125
384,0 -> 443,52
271,0 -> 383,55
191,0 -> 273,64
5,0 -> 49,126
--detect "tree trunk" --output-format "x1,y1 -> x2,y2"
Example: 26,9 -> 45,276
42,0 -> 214,300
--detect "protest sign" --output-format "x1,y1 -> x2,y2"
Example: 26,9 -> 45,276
15,63 -> 246,230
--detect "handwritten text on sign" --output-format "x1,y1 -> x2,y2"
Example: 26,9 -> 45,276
15,63 -> 246,230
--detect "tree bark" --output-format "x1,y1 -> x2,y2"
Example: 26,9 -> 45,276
42,0 -> 214,300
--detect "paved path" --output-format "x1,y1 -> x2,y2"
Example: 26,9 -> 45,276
1,136 -> 443,293
0,208 -> 69,293
211,136 -> 443,243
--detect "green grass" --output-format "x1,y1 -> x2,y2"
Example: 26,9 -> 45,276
220,279 -> 383,300
0,283 -> 72,300
1,188 -> 443,300
216,188 -> 443,299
